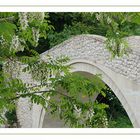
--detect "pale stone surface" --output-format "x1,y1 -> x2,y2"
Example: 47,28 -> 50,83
16,34 -> 140,128
42,35 -> 140,83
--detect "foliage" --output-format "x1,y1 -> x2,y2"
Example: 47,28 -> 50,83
46,73 -> 108,128
97,85 -> 133,128
0,12 -> 110,128
0,12 -> 138,127
0,12 -> 52,125
108,115 -> 133,128
5,109 -> 17,127
47,12 -> 140,57
48,22 -> 93,48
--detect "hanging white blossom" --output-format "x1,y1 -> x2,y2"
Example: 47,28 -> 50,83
32,27 -> 40,46
107,16 -> 112,24
119,42 -> 126,53
19,12 -> 28,30
108,38 -> 117,51
96,13 -> 102,21
10,35 -> 24,52
102,115 -> 108,127
86,108 -> 95,122
0,35 -> 6,46
74,104 -> 82,118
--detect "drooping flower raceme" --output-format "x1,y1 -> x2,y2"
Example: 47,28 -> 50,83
86,108 -> 95,122
32,27 -> 40,46
18,12 -> 28,30
107,16 -> 112,24
10,35 -> 24,52
74,104 -> 82,118
0,35 -> 6,46
102,115 -> 108,128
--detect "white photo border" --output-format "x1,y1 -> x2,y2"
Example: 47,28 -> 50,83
0,4 -> 140,138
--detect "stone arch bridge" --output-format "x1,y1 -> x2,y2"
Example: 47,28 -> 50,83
17,35 -> 140,128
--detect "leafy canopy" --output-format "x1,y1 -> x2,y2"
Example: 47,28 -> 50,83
48,12 -> 140,57
0,12 -> 139,127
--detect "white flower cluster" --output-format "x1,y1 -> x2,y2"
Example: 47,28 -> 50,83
119,42 -> 126,53
73,105 -> 95,123
46,96 -> 50,101
74,105 -> 82,118
96,13 -> 112,25
10,35 -> 24,52
44,94 -> 51,107
18,13 -> 45,47
102,115 -> 108,127
110,38 -> 116,46
108,38 -> 126,55
0,35 -> 6,46
19,12 -> 45,30
3,59 -> 21,79
107,16 -> 112,24
96,13 -> 102,21
108,38 -> 117,51
32,27 -> 40,46
86,108 -> 95,122
73,104 -> 109,128
19,12 -> 28,30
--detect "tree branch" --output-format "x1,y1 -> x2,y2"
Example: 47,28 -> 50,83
9,89 -> 73,102
0,16 -> 15,22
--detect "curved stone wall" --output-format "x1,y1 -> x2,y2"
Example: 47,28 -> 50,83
16,34 -> 140,128
42,35 -> 140,83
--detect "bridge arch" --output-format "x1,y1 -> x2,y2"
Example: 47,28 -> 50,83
16,35 -> 140,128
33,59 -> 139,128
